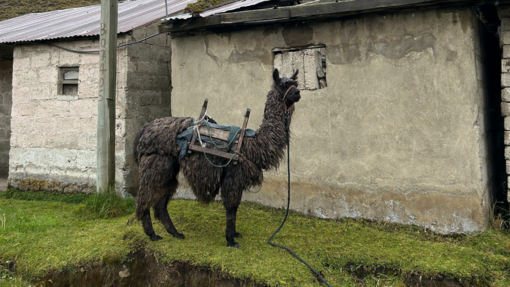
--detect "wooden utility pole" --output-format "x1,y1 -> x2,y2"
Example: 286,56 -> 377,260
97,0 -> 118,193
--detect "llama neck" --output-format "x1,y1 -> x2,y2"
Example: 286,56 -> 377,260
246,89 -> 292,170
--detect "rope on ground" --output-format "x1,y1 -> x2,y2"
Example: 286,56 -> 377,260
267,116 -> 332,287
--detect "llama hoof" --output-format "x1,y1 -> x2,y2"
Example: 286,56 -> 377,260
227,242 -> 241,248
234,232 -> 242,238
150,234 -> 163,241
173,233 -> 185,239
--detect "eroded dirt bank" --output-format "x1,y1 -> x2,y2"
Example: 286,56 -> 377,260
34,249 -> 266,287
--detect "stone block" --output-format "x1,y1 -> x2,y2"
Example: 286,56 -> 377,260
50,52 -> 59,65
504,46 -> 510,59
505,131 -> 510,145
502,73 -> 510,87
502,18 -> 510,31
507,163 -> 510,176
145,32 -> 168,47
504,117 -> 510,131
274,53 -> 283,71
503,103 -> 510,117
0,80 -> 12,94
502,31 -> 510,46
0,104 -> 11,116
68,99 -> 97,118
80,53 -> 100,65
303,48 -> 320,90
281,52 -> 294,79
13,57 -> 31,71
149,45 -> 171,62
503,59 -> 510,73
58,51 -> 80,66
70,40 -> 95,50
499,5 -> 510,18
127,73 -> 170,90
503,88 -> 510,102
0,141 -> 9,152
131,27 -> 147,42
38,67 -> 57,83
0,153 -> 9,165
31,85 -> 56,101
31,53 -> 51,68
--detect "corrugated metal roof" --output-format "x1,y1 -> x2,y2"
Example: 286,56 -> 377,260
167,0 -> 270,20
201,0 -> 270,17
0,0 -> 271,44
0,0 -> 196,44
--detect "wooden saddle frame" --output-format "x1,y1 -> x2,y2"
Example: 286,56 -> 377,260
187,98 -> 250,165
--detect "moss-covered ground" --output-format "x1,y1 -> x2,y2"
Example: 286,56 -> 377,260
0,189 -> 509,286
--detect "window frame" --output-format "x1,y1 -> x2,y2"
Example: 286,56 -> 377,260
57,66 -> 80,96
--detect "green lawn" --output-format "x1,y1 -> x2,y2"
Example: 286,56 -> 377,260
0,190 -> 509,286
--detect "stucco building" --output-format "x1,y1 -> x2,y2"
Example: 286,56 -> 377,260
0,0 -> 177,196
161,0 -> 509,234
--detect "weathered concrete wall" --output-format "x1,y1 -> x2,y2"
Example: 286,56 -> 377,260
122,23 -> 172,196
171,7 -> 492,233
0,60 -> 12,176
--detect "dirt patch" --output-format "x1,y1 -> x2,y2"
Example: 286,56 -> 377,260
34,249 -> 266,287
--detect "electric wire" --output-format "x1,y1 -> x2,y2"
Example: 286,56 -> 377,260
45,33 -> 162,54
267,116 -> 332,287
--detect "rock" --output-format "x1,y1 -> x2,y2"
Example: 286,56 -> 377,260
119,265 -> 130,278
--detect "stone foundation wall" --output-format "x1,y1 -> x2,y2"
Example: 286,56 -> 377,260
0,60 -> 12,176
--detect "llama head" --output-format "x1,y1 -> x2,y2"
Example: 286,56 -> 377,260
272,69 -> 301,110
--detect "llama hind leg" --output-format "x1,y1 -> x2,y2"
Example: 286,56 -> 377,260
154,179 -> 185,239
141,209 -> 163,241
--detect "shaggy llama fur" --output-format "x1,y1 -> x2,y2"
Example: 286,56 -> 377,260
133,69 -> 301,247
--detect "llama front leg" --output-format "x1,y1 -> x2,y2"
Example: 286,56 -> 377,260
222,187 -> 243,247
225,206 -> 241,247
141,209 -> 163,241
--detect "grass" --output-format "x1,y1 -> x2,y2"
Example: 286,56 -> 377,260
74,190 -> 135,219
0,189 -> 509,286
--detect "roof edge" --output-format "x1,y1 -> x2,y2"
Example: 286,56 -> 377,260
160,0 -> 506,33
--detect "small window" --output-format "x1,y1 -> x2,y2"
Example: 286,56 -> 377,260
59,67 -> 79,95
273,45 -> 327,90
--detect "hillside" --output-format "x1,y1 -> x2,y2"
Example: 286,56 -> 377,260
0,0 -> 116,22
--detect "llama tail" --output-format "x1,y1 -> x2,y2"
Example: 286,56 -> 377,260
135,196 -> 147,220
133,126 -> 145,166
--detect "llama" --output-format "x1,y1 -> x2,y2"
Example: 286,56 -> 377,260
133,69 -> 301,247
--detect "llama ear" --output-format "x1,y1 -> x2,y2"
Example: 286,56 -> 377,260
291,69 -> 299,80
273,69 -> 280,83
